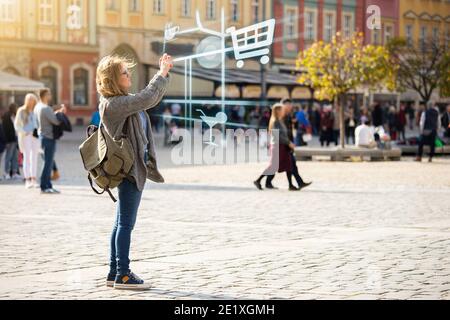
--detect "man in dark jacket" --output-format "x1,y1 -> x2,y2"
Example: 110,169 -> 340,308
265,98 -> 312,191
2,103 -> 19,179
372,103 -> 384,127
0,109 -> 6,180
442,104 -> 450,140
416,101 -> 441,162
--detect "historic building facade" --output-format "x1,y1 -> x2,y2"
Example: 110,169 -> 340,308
363,0 -> 399,45
2,0 -> 448,121
398,0 -> 450,47
398,0 -> 450,104
0,0 -> 98,124
272,0 -> 362,64
96,0 -> 273,99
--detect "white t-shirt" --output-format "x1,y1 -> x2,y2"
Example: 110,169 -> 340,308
355,124 -> 374,146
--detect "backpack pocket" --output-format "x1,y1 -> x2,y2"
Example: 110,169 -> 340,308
103,154 -> 124,176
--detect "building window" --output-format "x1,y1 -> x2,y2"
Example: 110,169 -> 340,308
39,0 -> 53,25
40,66 -> 58,104
446,26 -> 450,49
432,26 -> 439,42
153,0 -> 164,14
406,24 -> 413,46
230,0 -> 239,22
419,25 -> 427,50
305,10 -> 316,41
0,0 -> 16,22
106,0 -> 118,10
206,0 -> 215,20
324,12 -> 335,42
372,29 -> 381,45
67,0 -> 83,30
181,0 -> 190,17
251,0 -> 259,23
384,24 -> 393,44
343,13 -> 354,38
285,7 -> 296,39
129,0 -> 141,12
73,68 -> 89,106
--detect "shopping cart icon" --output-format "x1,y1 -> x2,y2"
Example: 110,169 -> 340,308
196,109 -> 228,146
226,19 -> 276,69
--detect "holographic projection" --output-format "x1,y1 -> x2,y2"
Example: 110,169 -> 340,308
162,8 -> 275,146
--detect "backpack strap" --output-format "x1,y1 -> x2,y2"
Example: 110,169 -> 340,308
87,173 -> 117,203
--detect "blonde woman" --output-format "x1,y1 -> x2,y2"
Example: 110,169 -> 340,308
254,103 -> 296,190
14,93 -> 40,188
97,53 -> 172,290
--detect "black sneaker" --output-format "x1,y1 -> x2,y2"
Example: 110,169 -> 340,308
265,184 -> 278,190
106,273 -> 116,288
289,185 -> 299,191
299,182 -> 312,190
253,180 -> 263,190
114,271 -> 151,290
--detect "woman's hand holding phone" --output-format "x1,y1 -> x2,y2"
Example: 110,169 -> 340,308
158,53 -> 173,78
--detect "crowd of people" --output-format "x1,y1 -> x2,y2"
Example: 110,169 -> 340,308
155,100 -> 450,160
0,88 -> 69,192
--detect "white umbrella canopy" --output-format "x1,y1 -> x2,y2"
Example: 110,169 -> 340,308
0,71 -> 45,92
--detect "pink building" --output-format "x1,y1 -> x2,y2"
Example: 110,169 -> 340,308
363,0 -> 400,45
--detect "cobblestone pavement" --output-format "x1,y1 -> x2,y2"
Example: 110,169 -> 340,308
0,128 -> 449,300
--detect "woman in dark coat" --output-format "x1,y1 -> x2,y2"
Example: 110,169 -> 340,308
254,103 -> 297,191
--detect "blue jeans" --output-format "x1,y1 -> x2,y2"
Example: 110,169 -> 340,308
40,137 -> 56,190
4,142 -> 18,175
110,178 -> 143,276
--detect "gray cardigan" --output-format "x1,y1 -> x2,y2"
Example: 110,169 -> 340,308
271,119 -> 290,146
99,73 -> 170,191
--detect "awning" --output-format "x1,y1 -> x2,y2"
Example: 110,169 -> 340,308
0,71 -> 45,92
158,65 -> 303,86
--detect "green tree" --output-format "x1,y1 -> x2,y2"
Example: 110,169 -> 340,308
296,32 -> 396,148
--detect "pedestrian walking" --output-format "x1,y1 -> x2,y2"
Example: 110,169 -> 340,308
259,99 -> 312,191
387,106 -> 397,141
332,105 -> 340,146
0,109 -> 6,181
441,104 -> 450,142
254,103 -> 296,191
162,107 -> 174,146
396,104 -> 407,142
14,94 -> 40,188
311,104 -> 321,136
372,103 -> 384,128
34,88 -> 67,194
406,104 -> 415,130
345,106 -> 357,145
2,103 -> 20,180
294,105 -> 310,146
416,101 -> 441,162
97,53 -> 172,290
320,105 -> 334,147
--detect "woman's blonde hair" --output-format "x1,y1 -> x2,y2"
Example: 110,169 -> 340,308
96,55 -> 136,98
20,93 -> 38,125
268,103 -> 284,132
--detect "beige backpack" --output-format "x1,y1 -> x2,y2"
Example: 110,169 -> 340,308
79,121 -> 134,202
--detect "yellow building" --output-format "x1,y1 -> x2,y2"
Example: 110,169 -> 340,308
399,0 -> 450,47
0,0 -> 98,123
398,0 -> 450,104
